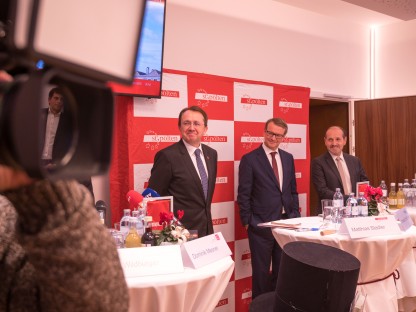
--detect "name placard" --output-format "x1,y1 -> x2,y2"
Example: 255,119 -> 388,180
118,245 -> 184,278
338,215 -> 401,239
181,232 -> 232,269
394,208 -> 414,231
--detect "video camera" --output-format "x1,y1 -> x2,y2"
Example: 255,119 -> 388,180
0,0 -> 146,179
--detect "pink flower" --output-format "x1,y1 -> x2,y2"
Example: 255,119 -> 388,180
177,210 -> 184,220
364,185 -> 383,202
159,211 -> 174,225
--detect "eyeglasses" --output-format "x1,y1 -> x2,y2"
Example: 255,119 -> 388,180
265,130 -> 285,139
182,121 -> 204,128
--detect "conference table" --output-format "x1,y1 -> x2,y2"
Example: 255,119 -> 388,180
271,217 -> 416,312
396,207 -> 416,311
125,255 -> 234,312
407,207 -> 416,224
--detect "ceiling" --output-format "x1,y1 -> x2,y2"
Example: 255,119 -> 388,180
273,0 -> 416,25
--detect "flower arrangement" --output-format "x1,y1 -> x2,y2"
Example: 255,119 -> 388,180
156,210 -> 190,245
364,185 -> 384,216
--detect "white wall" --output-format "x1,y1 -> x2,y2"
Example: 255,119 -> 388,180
99,0 -> 415,214
164,0 -> 371,99
376,19 -> 416,98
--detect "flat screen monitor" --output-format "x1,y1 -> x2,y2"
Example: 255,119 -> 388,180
108,0 -> 166,98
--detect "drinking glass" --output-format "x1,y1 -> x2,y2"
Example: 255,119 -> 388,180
108,229 -> 124,248
321,199 -> 333,228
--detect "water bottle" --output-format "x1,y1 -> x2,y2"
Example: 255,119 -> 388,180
132,210 -> 144,235
346,193 -> 358,217
333,188 -> 344,223
403,179 -> 411,191
411,179 -> 416,207
120,209 -> 131,240
380,180 -> 388,202
357,192 -> 368,216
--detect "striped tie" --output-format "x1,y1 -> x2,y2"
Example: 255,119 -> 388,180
195,149 -> 208,199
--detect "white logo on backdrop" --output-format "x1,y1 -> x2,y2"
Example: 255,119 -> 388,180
195,89 -> 228,107
241,94 -> 252,111
241,133 -> 263,150
234,82 -> 273,122
143,132 -> 180,151
278,98 -> 302,114
195,89 -> 209,108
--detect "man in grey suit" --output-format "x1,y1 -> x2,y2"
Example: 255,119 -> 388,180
311,126 -> 368,212
238,118 -> 300,299
148,106 -> 218,237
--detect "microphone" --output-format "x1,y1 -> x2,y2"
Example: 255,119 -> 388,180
126,190 -> 144,209
142,188 -> 160,198
95,200 -> 106,210
95,200 -> 106,224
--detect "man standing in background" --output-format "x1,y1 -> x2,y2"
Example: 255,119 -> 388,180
311,126 -> 368,211
148,106 -> 218,237
238,117 -> 300,299
42,87 -> 94,197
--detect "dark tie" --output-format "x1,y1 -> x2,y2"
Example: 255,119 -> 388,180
270,152 -> 280,187
195,149 -> 208,199
336,157 -> 349,194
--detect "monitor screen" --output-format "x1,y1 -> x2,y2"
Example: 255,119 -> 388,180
108,0 -> 166,98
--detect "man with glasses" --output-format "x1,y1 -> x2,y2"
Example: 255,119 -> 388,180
238,117 -> 300,299
148,106 -> 218,237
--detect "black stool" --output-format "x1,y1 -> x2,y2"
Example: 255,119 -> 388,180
275,241 -> 360,312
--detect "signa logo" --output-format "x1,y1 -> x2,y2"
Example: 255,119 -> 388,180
161,90 -> 180,98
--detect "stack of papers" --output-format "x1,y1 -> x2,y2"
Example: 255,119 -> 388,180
257,220 -> 301,229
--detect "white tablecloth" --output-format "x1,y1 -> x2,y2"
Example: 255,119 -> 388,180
271,217 -> 416,312
125,256 -> 234,312
406,207 -> 416,225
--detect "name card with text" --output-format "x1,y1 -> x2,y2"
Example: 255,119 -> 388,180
394,208 -> 414,231
181,232 -> 232,269
118,245 -> 184,278
338,215 -> 401,239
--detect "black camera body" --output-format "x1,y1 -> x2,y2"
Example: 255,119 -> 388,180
0,0 -> 145,179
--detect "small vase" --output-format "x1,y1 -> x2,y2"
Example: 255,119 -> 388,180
368,200 -> 379,216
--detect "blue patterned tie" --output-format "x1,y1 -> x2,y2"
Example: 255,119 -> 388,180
195,148 -> 208,199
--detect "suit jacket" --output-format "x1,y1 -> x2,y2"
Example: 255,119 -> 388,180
237,145 -> 300,227
147,140 -> 218,237
311,151 -> 368,209
42,108 -> 73,162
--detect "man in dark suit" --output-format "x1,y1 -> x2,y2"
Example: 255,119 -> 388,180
148,106 -> 218,237
311,126 -> 368,212
237,118 -> 300,299
41,87 -> 73,165
41,87 -> 94,197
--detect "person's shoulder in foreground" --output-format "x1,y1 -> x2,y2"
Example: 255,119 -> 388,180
0,166 -> 129,311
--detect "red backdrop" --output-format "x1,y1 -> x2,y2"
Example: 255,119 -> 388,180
110,68 -> 310,311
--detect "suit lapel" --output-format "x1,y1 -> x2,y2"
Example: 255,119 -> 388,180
256,146 -> 280,190
178,141 -> 206,199
343,154 -> 355,187
325,152 -> 342,185
279,149 -> 290,190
